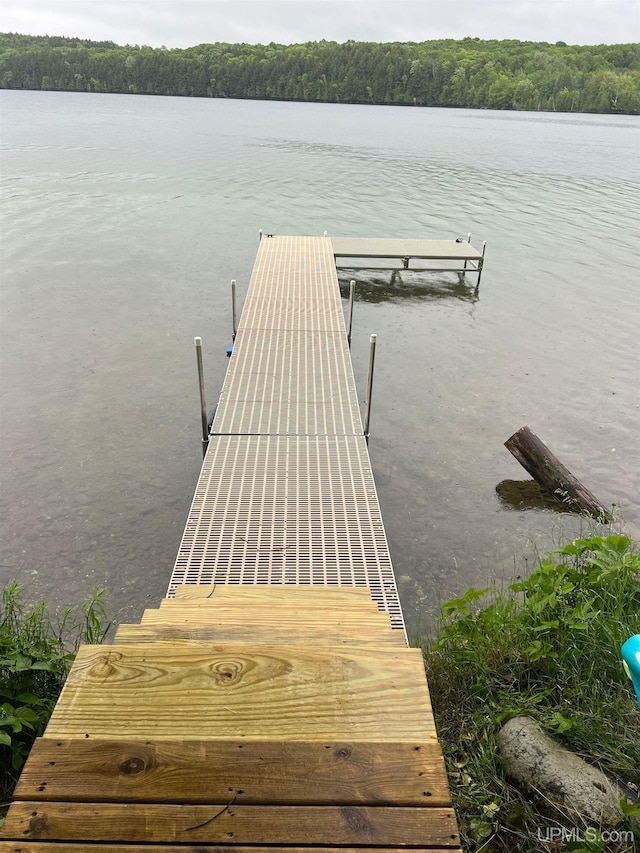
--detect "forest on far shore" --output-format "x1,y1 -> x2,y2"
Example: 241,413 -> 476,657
1,33 -> 639,114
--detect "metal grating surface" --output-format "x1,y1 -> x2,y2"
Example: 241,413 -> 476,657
241,296 -> 345,332
169,435 -> 403,629
244,237 -> 343,300
212,328 -> 363,435
213,399 -> 362,436
170,236 -> 406,633
240,236 -> 345,332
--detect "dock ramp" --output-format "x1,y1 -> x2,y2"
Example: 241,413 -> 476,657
0,236 -> 461,851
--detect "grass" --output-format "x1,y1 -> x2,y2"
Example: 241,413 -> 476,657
422,534 -> 640,853
0,582 -> 110,809
1,539 -> 638,849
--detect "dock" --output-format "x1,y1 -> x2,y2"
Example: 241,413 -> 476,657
0,235 -> 462,851
332,235 -> 486,284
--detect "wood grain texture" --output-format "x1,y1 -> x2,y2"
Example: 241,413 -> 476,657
159,603 -> 382,616
173,584 -> 217,599
114,624 -> 407,647
3,802 -> 461,846
504,425 -> 612,521
140,609 -> 392,627
157,602 -> 381,615
44,643 -> 435,740
173,585 -> 374,602
0,844 -> 462,852
15,739 -> 450,806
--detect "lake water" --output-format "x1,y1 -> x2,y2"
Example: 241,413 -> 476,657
1,90 -> 639,634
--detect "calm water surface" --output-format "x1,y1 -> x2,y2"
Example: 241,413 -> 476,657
1,91 -> 639,633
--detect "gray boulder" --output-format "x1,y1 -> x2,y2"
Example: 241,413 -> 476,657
496,716 -> 625,827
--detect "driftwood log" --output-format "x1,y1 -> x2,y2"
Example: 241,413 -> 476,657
504,426 -> 612,523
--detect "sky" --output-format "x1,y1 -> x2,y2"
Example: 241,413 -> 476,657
0,0 -> 638,48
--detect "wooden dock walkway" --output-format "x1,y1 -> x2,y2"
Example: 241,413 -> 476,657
0,236 -> 461,852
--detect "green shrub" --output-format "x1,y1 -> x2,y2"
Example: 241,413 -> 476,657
0,583 -> 110,805
423,535 -> 640,852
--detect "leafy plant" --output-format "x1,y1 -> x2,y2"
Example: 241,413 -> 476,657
423,535 -> 640,853
0,583 -> 110,804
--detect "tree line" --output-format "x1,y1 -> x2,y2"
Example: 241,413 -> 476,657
1,32 -> 638,114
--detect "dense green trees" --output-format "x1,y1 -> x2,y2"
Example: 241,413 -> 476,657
1,33 -> 638,114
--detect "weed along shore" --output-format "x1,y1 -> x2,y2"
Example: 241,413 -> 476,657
422,534 -> 640,852
0,585 -> 110,807
2,533 -> 638,849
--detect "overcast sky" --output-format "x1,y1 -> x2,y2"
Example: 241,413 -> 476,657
1,0 -> 638,48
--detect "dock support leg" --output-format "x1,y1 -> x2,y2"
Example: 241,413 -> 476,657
347,280 -> 356,348
231,279 -> 238,341
476,241 -> 486,291
194,337 -> 209,457
364,333 -> 377,443
463,233 -> 471,273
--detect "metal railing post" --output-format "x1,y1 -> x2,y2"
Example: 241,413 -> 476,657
347,280 -> 356,348
231,279 -> 237,340
194,336 -> 209,456
463,232 -> 472,272
363,333 -> 377,443
476,241 -> 487,290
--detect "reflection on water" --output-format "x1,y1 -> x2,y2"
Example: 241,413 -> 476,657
338,270 -> 479,304
496,479 -> 576,514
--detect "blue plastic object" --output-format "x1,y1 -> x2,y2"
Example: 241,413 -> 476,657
621,635 -> 640,707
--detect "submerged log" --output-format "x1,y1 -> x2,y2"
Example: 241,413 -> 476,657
504,426 -> 612,523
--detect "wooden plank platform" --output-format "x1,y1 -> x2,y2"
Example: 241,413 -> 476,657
2,586 -> 460,849
0,846 -> 459,853
113,623 -> 408,646
172,583 -> 374,600
157,596 -> 382,611
1,613 -> 457,845
3,802 -> 460,845
0,236 -> 461,851
145,606 -> 390,623
44,643 -> 435,740
13,739 -> 451,805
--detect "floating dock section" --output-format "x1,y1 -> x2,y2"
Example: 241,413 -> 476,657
0,235 -> 462,851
